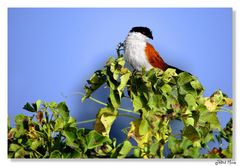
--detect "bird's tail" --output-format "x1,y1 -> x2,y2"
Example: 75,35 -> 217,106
167,64 -> 191,75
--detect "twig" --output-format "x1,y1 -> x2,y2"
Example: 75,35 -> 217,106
219,108 -> 232,114
75,119 -> 96,125
75,113 -> 138,125
73,91 -> 140,115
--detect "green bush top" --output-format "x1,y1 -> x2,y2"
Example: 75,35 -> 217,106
8,46 -> 232,159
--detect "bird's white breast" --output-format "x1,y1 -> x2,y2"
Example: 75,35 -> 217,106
124,32 -> 153,71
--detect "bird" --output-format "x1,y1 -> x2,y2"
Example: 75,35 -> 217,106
123,26 -> 187,74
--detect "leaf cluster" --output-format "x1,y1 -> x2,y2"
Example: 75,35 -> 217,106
8,101 -> 132,158
8,45 -> 233,158
81,48 -> 233,158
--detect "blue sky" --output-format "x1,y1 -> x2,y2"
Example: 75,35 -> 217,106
8,8 -> 232,144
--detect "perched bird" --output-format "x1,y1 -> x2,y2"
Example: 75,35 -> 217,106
124,26 -> 186,74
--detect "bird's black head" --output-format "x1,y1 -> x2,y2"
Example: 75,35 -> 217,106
130,26 -> 153,39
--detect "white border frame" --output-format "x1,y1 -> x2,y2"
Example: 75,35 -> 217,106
1,0 -> 239,166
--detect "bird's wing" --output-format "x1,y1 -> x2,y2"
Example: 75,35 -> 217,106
145,43 -> 168,70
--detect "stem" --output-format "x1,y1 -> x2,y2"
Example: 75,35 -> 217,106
75,119 -> 96,125
76,113 -> 138,125
219,108 -> 232,114
118,107 -> 140,115
206,144 -> 211,151
50,113 -> 54,121
87,95 -> 108,107
74,91 -> 140,115
33,149 -> 43,157
44,109 -> 49,124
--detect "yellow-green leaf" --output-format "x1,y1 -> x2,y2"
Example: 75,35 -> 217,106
139,118 -> 149,136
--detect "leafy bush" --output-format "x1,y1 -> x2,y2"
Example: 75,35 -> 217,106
8,45 -> 232,158
8,101 -> 131,158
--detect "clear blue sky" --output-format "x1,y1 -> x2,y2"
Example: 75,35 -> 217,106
8,8 -> 232,145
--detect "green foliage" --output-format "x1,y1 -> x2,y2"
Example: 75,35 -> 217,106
8,45 -> 233,158
8,101 -> 124,158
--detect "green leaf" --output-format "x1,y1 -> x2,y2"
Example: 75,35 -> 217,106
147,93 -> 165,111
14,148 -> 28,158
8,152 -> 14,158
184,94 -> 197,109
113,71 -> 119,81
117,71 -> 131,96
54,118 -> 64,131
14,114 -> 26,125
193,140 -> 201,148
128,119 -> 151,148
86,130 -> 110,149
183,125 -> 200,141
179,83 -> 197,96
14,114 -> 27,136
105,57 -> 115,66
36,100 -> 42,109
190,80 -> 204,94
95,107 -> 117,136
149,142 -> 159,156
109,89 -> 120,109
50,150 -> 62,158
110,61 -> 116,73
23,102 -> 35,112
203,133 -> 214,144
9,144 -> 21,152
132,94 -> 146,112
45,101 -> 58,109
82,70 -> 107,102
139,118 -> 149,136
67,117 -> 77,127
100,113 -> 117,136
168,135 -> 181,154
199,111 -> 221,130
161,84 -> 172,94
133,148 -> 141,157
183,147 -> 200,158
69,149 -> 82,158
132,95 -> 142,111
118,140 -> 132,158
62,127 -> 78,147
165,95 -> 177,110
182,116 -> 195,126
30,140 -> 42,151
95,143 -> 113,156
107,73 -> 118,90
116,56 -> 125,67
32,100 -> 42,112
180,138 -> 192,150
57,102 -> 70,121
178,72 -> 193,85
163,68 -> 177,83
204,90 -> 231,112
